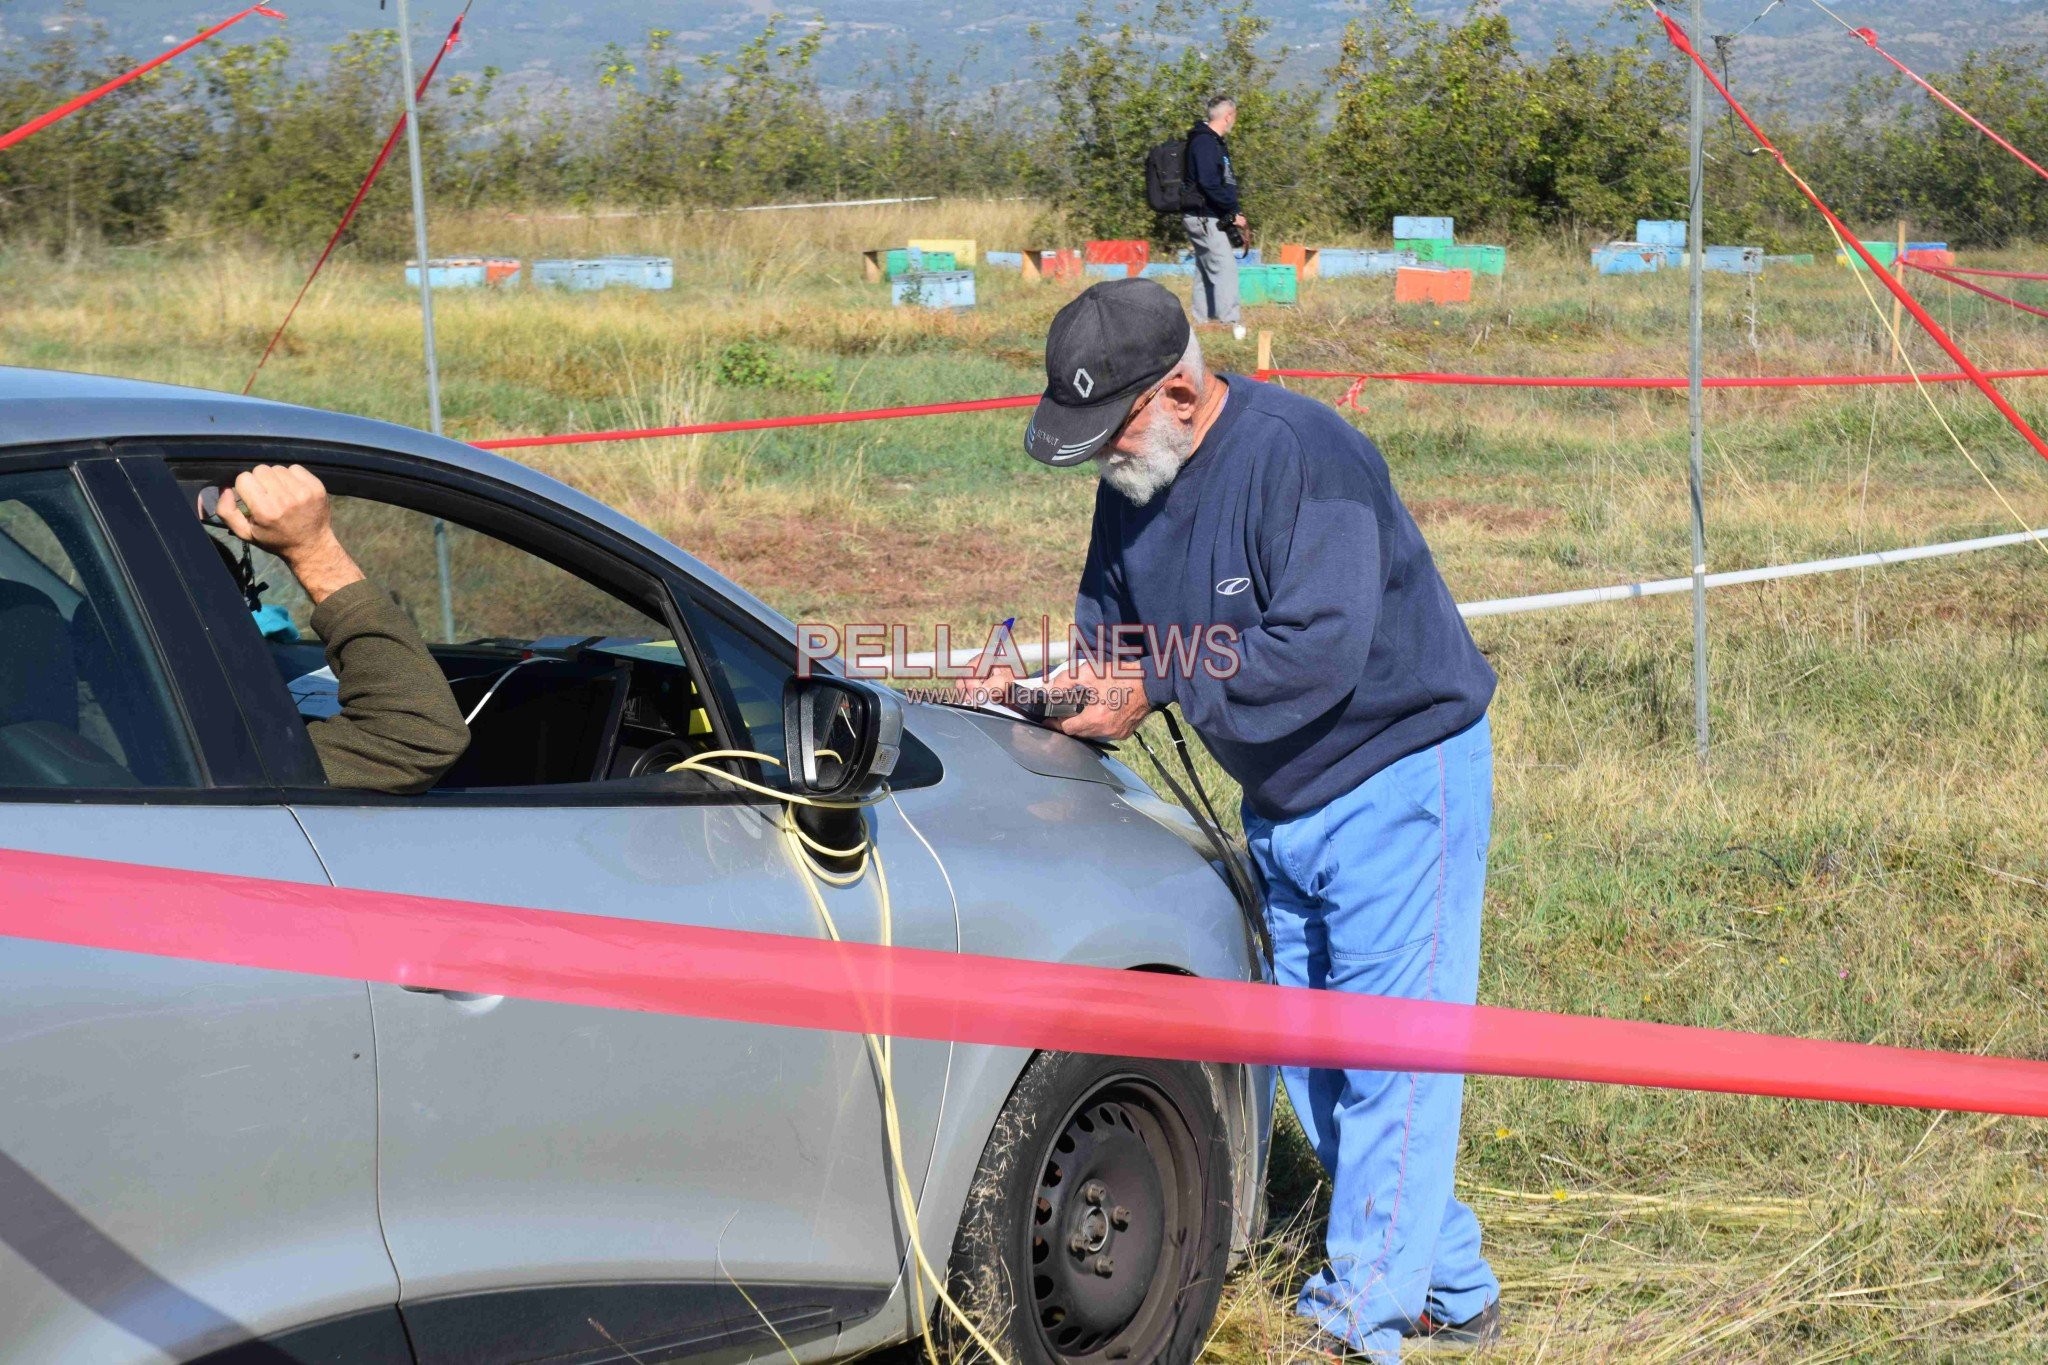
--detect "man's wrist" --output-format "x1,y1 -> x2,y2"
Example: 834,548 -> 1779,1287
282,532 -> 366,605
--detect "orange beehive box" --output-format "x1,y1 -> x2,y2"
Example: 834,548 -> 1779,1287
1277,243 -> 1321,280
1023,248 -> 1083,282
1394,266 -> 1472,305
1085,239 -> 1150,271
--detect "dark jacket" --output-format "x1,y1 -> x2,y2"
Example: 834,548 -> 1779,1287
1185,121 -> 1239,220
307,579 -> 469,793
1075,377 -> 1495,819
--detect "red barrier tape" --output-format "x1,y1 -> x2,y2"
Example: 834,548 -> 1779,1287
0,5 -> 284,153
1655,9 -> 2048,464
468,368 -> 2048,452
4,846 -> 2047,1117
1845,27 -> 2048,185
1907,262 -> 2048,321
472,394 -> 1040,449
1255,367 -> 2048,390
244,6 -> 469,394
1911,263 -> 2048,283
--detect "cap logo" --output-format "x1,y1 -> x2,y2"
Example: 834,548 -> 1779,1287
1072,367 -> 1094,398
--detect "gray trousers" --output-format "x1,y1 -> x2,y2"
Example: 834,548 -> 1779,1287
1182,214 -> 1240,324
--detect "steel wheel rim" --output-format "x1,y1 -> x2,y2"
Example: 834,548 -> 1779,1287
1023,1075 -> 1204,1364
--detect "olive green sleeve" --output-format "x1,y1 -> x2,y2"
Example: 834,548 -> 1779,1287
305,579 -> 470,794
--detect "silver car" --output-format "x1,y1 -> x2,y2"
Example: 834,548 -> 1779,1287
0,367 -> 1272,1365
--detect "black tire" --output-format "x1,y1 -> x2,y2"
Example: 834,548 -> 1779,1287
944,1051 -> 1235,1365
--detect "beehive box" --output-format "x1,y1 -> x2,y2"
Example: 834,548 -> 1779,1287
1395,238 -> 1453,262
882,247 -> 956,277
1438,244 -> 1505,276
1903,247 -> 1956,268
1637,219 -> 1687,247
1393,266 -> 1473,305
1319,248 -> 1416,278
1392,216 -> 1454,241
532,259 -> 610,291
1084,240 -> 1150,274
891,270 -> 976,309
1278,243 -> 1319,280
405,257 -> 518,289
1700,245 -> 1763,275
908,237 -> 977,266
1592,244 -> 1664,275
1837,240 -> 1900,270
597,255 -> 673,289
1906,241 -> 1949,254
1238,264 -> 1299,306
984,251 -> 1024,268
1023,249 -> 1082,282
1139,261 -> 1194,278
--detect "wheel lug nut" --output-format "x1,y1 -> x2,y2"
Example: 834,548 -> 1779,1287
1082,1181 -> 1106,1206
1068,1232 -> 1089,1256
1110,1205 -> 1130,1229
1092,1255 -> 1115,1277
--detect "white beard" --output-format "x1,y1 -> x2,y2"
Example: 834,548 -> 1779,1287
1096,416 -> 1194,506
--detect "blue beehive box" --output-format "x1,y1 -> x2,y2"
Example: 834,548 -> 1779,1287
532,259 -> 608,291
1702,245 -> 1763,275
405,258 -> 487,289
1593,244 -> 1665,275
1637,219 -> 1687,247
1318,248 -> 1417,278
1906,241 -> 1948,253
892,270 -> 976,309
1140,261 -> 1194,278
1392,216 -> 1453,242
598,256 -> 673,289
984,250 -> 1023,268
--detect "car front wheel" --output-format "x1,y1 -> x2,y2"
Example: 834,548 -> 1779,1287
945,1050 -> 1235,1365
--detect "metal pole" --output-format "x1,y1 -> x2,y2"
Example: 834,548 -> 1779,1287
1686,0 -> 1710,758
394,0 -> 456,643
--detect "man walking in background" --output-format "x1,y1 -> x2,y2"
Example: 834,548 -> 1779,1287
1184,96 -> 1246,338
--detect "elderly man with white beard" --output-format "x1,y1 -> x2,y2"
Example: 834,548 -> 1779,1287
1013,278 -> 1506,1361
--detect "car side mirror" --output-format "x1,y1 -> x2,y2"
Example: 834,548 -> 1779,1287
782,675 -> 903,801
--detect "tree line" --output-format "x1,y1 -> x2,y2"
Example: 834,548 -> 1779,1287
2,0 -> 2045,256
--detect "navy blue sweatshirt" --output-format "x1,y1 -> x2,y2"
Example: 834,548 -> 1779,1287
1075,377 -> 1495,819
1185,122 -> 1239,220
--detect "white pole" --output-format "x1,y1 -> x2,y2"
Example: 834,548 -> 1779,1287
394,0 -> 456,643
1686,0 -> 1710,758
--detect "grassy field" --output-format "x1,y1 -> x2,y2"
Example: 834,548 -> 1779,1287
6,201 -> 2047,1360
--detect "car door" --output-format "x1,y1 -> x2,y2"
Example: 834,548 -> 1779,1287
0,451 -> 402,1364
145,442 -> 959,1365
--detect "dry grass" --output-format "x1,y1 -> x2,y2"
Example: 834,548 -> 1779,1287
5,199 -> 2048,1360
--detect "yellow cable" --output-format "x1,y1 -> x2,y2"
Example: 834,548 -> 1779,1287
669,748 -> 1015,1365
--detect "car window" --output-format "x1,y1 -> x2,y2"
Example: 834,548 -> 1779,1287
0,469 -> 200,790
195,488 -> 729,793
690,608 -> 792,775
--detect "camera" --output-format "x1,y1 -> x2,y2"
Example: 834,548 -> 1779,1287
1223,219 -> 1247,251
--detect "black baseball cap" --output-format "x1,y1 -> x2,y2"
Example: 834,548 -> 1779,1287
1025,277 -> 1193,467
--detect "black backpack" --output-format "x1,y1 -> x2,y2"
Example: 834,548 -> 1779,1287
1145,137 -> 1202,214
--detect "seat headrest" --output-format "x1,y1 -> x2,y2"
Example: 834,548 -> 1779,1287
0,580 -> 77,730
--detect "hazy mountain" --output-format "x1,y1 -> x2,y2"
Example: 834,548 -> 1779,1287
7,0 -> 2046,116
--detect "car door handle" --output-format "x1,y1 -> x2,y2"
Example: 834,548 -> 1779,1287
398,985 -> 507,1013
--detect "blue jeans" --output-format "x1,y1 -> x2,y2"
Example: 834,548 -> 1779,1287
1243,715 -> 1498,1362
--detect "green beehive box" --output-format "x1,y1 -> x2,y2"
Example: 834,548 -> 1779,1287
885,248 -> 956,277
1438,244 -> 1505,276
1239,263 -> 1299,306
1395,238 -> 1454,262
1836,240 -> 1897,271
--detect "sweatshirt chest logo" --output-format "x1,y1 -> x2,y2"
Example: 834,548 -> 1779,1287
1215,577 -> 1251,596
